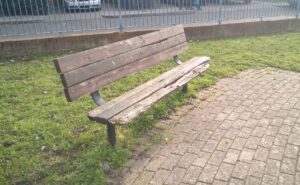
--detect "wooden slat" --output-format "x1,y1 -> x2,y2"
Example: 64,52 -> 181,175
109,63 -> 210,124
54,25 -> 184,74
88,56 -> 210,123
61,33 -> 187,87
64,42 -> 189,102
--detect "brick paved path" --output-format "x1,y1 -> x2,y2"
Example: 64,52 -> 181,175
118,68 -> 300,185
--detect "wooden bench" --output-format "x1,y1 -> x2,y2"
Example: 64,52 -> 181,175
54,25 -> 210,145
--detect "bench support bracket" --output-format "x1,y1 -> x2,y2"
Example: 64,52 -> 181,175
91,91 -> 116,146
91,91 -> 106,106
182,84 -> 188,93
173,55 -> 183,65
107,123 -> 116,146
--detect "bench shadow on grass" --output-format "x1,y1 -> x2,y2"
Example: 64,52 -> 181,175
0,32 -> 300,185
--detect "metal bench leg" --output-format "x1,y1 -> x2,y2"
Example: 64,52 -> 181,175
107,123 -> 116,146
182,84 -> 188,93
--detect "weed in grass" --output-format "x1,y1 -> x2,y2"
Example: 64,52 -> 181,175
0,32 -> 300,185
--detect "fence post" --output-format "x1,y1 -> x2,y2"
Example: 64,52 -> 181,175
118,0 -> 124,31
218,0 -> 223,24
296,0 -> 300,18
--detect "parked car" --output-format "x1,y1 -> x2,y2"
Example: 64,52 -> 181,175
288,0 -> 299,8
64,0 -> 101,11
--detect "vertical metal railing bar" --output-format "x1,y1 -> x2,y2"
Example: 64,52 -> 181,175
117,0 -> 122,31
0,0 -> 8,36
94,0 -> 99,30
4,0 -> 13,35
45,0 -> 52,33
11,0 -> 21,35
61,0 -> 69,32
88,0 -> 93,30
33,0 -> 43,34
102,0 -> 107,30
296,0 -> 300,17
17,0 -> 26,35
83,1 -> 88,31
218,0 -> 222,23
39,0 -> 48,34
50,0 -> 57,33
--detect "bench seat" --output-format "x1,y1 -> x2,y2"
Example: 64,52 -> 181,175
88,56 -> 210,125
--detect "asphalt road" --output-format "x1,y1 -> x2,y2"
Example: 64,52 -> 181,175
0,0 -> 297,39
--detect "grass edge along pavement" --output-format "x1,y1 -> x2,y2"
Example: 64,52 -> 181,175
0,32 -> 300,185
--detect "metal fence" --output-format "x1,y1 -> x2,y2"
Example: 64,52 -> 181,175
0,0 -> 299,38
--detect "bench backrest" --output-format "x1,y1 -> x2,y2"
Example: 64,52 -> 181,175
54,25 -> 187,102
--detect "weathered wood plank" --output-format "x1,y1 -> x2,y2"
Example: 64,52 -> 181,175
54,25 -> 184,74
109,63 -> 210,124
61,33 -> 187,87
88,56 -> 210,122
65,42 -> 189,101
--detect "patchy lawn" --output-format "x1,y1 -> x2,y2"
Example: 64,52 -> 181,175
0,32 -> 300,185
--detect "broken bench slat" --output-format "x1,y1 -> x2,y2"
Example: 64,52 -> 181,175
54,25 -> 184,74
64,42 -> 189,101
88,56 -> 210,123
61,33 -> 187,87
110,63 -> 210,124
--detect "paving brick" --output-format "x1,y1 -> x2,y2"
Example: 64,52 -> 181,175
130,158 -> 150,172
219,120 -> 234,129
239,149 -> 255,163
161,154 -> 181,170
278,173 -> 294,185
149,169 -> 170,185
229,178 -> 245,185
202,140 -> 219,153
198,164 -> 218,183
165,167 -> 186,185
232,162 -> 250,180
172,143 -> 189,155
217,138 -> 233,151
265,125 -> 279,136
133,171 -> 154,185
251,126 -> 267,137
278,125 -> 292,136
254,146 -> 269,161
245,136 -> 260,149
231,137 -> 247,150
182,166 -> 202,184
215,113 -> 229,121
288,133 -> 300,145
211,129 -> 227,141
177,153 -> 197,169
188,140 -> 205,154
248,160 -> 266,178
295,172 -> 300,185
269,145 -> 284,160
146,155 -> 166,171
245,176 -> 261,185
265,159 -> 281,177
245,119 -> 257,129
193,152 -> 211,168
223,149 -> 240,164
274,134 -> 288,146
281,157 -> 296,174
215,163 -> 234,181
261,175 -> 277,185
213,180 -> 228,185
259,135 -> 274,148
208,150 -> 226,166
284,144 -> 299,159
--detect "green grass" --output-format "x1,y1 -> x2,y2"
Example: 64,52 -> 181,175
1,32 -> 300,185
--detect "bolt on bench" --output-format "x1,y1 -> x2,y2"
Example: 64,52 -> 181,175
54,25 -> 210,146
